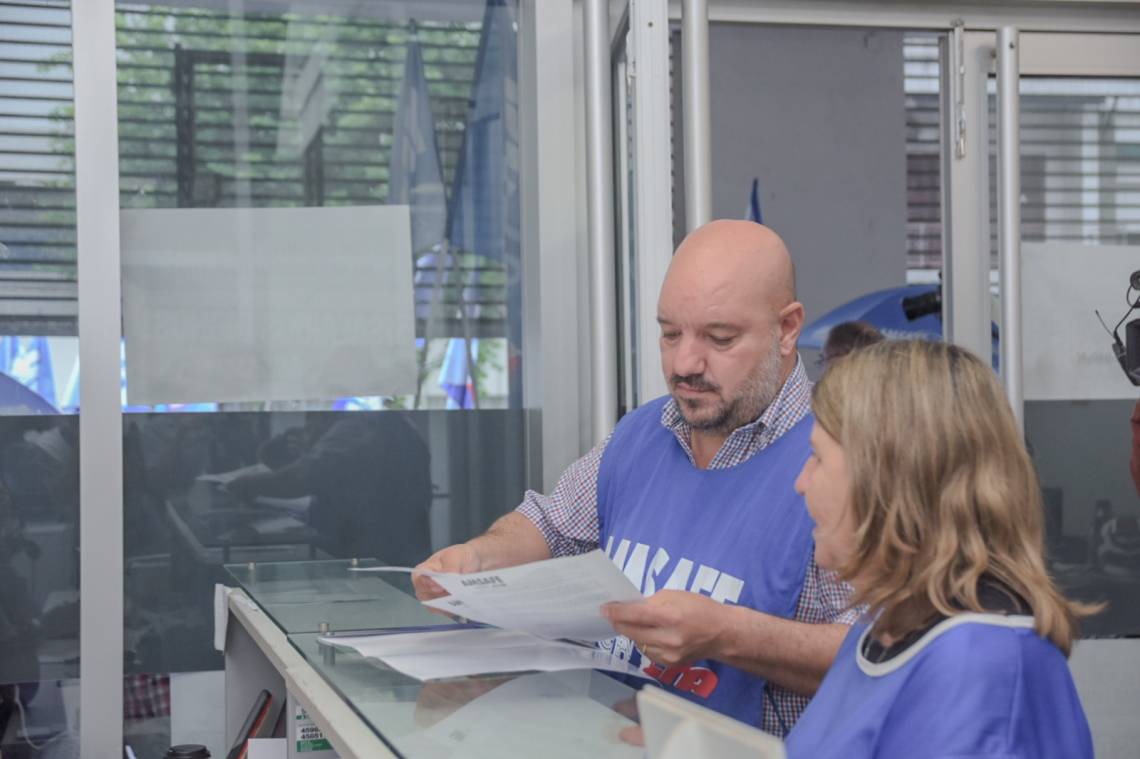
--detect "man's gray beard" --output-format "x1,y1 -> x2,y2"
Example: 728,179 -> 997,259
684,336 -> 785,435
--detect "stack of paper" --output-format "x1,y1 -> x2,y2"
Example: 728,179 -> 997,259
321,550 -> 649,681
355,549 -> 645,641
321,627 -> 647,681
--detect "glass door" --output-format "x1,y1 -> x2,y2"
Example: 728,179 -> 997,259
955,31 -> 1140,636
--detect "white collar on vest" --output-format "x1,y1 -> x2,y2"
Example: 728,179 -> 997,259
855,613 -> 1036,677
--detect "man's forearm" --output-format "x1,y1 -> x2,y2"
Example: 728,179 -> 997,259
714,605 -> 848,697
467,512 -> 552,570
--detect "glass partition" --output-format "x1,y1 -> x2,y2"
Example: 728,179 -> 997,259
987,75 -> 1140,636
0,0 -> 81,753
113,1 -> 529,754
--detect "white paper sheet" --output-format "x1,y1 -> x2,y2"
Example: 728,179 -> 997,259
121,205 -> 416,405
253,495 -> 311,516
197,463 -> 271,485
246,515 -> 307,535
319,627 -> 648,682
354,550 -> 645,641
213,583 -> 230,652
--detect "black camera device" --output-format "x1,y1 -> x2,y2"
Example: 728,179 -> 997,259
1108,269 -> 1140,386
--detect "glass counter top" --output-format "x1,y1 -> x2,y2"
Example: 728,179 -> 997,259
225,559 -> 443,635
288,631 -> 641,759
226,560 -> 642,758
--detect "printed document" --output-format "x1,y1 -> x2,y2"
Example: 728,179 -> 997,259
353,550 -> 644,641
319,627 -> 648,682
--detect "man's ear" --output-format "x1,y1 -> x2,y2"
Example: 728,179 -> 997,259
778,301 -> 805,357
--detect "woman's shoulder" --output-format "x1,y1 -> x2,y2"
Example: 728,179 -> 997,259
887,616 -> 1093,758
859,613 -> 1056,680
916,614 -> 1057,667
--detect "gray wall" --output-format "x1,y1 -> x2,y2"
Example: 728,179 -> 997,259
1070,639 -> 1140,759
706,24 -> 909,324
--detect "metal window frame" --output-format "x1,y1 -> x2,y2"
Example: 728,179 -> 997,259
668,1 -> 1140,34
627,0 -> 673,405
72,0 -> 125,756
584,0 -> 619,443
995,27 -> 1022,428
680,0 -> 711,231
943,30 -> 997,364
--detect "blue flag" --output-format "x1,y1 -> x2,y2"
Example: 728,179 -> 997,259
388,38 -> 448,256
438,0 -> 521,408
438,337 -> 478,409
747,178 -> 763,224
386,34 -> 475,408
446,0 -> 519,264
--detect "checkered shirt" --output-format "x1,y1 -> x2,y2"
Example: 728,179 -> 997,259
123,674 -> 171,719
516,357 -> 858,736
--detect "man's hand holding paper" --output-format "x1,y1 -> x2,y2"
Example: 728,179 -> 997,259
401,550 -> 644,641
602,589 -> 728,666
412,543 -> 482,602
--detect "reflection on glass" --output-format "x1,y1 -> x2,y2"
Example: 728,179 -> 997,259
0,0 -> 81,752
1030,399 -> 1140,636
992,77 -> 1140,637
114,2 -> 519,411
114,1 -> 526,753
0,416 -> 79,752
987,77 -> 1140,254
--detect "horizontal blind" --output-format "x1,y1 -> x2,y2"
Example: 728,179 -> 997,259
987,78 -> 1140,256
0,0 -> 78,336
904,33 -> 942,271
0,2 -> 507,338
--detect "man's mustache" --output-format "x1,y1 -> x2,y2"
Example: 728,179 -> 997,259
670,374 -> 719,393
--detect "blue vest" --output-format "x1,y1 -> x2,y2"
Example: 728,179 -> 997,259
785,619 -> 1094,758
596,396 -> 816,726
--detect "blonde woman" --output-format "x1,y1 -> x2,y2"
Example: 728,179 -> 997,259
784,340 -> 1094,758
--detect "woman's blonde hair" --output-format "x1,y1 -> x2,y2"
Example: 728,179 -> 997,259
812,339 -> 1095,655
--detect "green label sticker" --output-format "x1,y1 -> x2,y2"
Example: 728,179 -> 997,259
296,738 -> 333,752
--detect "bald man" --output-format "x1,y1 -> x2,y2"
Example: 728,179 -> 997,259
414,221 -> 854,735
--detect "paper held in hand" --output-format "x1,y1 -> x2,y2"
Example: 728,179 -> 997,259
353,549 -> 645,641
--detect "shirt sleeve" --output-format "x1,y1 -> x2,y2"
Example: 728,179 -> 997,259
793,555 -> 862,626
514,433 -> 612,557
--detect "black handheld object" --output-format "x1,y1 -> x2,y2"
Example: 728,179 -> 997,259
902,287 -> 942,321
1126,319 -> 1140,384
1103,269 -> 1140,386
